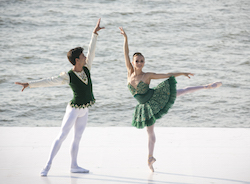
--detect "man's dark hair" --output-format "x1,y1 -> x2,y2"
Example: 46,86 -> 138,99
67,47 -> 84,65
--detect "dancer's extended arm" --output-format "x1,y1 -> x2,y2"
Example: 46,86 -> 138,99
15,72 -> 69,91
148,72 -> 194,80
119,27 -> 133,75
85,18 -> 105,70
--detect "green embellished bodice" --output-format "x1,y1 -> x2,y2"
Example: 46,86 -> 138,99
128,81 -> 149,96
128,81 -> 154,104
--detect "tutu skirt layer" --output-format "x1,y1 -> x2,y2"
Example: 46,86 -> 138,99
132,76 -> 177,129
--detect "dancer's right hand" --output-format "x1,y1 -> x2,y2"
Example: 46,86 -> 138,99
15,82 -> 29,92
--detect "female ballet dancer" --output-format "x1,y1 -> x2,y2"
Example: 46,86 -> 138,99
119,27 -> 222,172
15,19 -> 104,176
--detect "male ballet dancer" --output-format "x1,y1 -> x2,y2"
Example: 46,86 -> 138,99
15,18 -> 104,176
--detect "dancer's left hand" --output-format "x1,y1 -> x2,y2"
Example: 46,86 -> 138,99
93,18 -> 105,35
184,73 -> 194,78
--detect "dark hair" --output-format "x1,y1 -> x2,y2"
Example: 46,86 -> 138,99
133,52 -> 144,58
67,47 -> 83,65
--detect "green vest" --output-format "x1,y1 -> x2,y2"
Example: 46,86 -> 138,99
68,67 -> 95,108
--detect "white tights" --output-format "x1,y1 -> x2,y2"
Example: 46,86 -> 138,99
176,85 -> 205,97
45,104 -> 88,169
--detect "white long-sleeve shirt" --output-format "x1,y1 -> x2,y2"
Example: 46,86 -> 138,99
29,33 -> 98,88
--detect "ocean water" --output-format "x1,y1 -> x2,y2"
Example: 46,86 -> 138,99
0,0 -> 249,127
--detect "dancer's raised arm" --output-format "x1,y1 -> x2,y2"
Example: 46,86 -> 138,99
119,27 -> 133,75
85,18 -> 105,70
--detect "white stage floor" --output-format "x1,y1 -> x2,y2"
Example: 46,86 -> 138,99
0,127 -> 250,184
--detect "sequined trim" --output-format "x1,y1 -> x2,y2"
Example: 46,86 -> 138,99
73,70 -> 88,85
69,100 -> 95,109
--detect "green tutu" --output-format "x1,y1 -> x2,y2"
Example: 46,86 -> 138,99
128,76 -> 177,129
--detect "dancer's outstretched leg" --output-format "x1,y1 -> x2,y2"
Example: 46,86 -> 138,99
177,82 -> 222,97
147,124 -> 156,172
41,105 -> 77,176
70,108 -> 89,173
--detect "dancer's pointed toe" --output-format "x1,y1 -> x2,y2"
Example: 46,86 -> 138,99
205,82 -> 222,89
148,156 -> 156,172
40,165 -> 51,177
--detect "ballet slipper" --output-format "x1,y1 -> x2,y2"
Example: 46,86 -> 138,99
148,156 -> 156,172
204,82 -> 222,89
70,166 -> 89,173
40,165 -> 51,177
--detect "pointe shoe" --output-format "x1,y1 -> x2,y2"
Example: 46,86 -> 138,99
40,165 -> 51,177
205,82 -> 222,89
148,156 -> 156,172
70,167 -> 89,173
